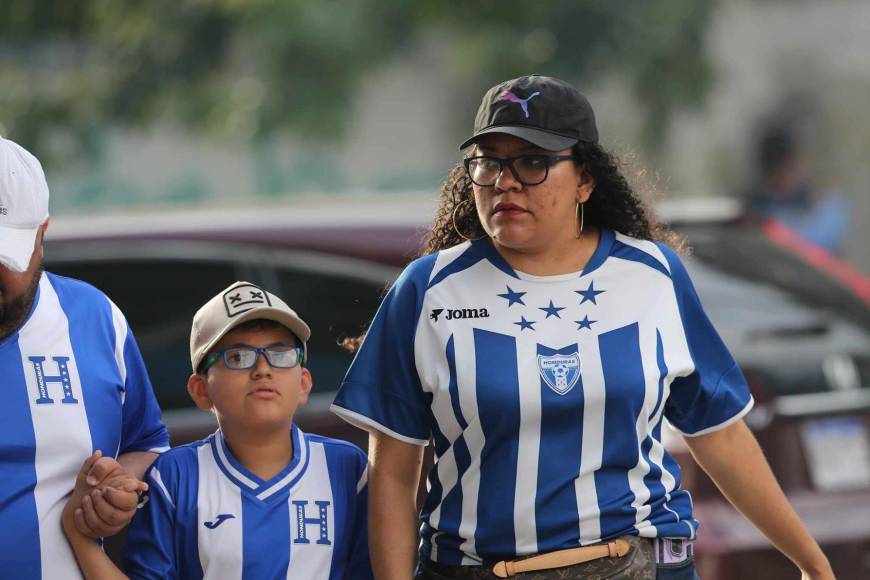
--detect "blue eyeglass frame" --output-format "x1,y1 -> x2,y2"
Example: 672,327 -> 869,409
199,346 -> 304,373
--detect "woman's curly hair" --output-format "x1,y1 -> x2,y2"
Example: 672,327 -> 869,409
342,141 -> 684,353
424,141 -> 684,254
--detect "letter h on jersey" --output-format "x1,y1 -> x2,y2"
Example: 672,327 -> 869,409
292,500 -> 331,545
29,356 -> 78,404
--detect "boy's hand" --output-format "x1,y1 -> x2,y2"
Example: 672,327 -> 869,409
72,451 -> 148,539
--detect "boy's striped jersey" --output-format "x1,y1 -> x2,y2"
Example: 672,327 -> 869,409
124,425 -> 372,579
332,230 -> 752,564
0,272 -> 169,579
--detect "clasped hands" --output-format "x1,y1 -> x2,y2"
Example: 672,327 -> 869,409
63,451 -> 148,539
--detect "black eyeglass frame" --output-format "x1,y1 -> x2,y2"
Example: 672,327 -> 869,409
463,155 -> 580,187
199,346 -> 304,373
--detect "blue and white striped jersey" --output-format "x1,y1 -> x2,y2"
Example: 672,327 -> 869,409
332,230 -> 753,564
0,272 -> 170,579
124,426 -> 373,580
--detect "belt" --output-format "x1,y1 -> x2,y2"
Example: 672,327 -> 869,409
491,539 -> 630,578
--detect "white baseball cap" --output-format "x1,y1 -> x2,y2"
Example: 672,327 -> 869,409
0,137 -> 50,272
190,281 -> 311,372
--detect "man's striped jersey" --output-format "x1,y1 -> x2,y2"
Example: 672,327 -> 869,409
332,230 -> 753,564
124,426 -> 373,579
0,272 -> 170,579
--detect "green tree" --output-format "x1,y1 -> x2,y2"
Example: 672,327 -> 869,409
1,0 -> 713,164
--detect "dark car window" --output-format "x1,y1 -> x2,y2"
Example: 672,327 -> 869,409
676,224 -> 870,398
680,224 -> 870,330
48,259 -> 241,410
273,267 -> 384,400
47,251 -> 387,412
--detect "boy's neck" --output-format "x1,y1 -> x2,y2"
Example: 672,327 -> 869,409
221,421 -> 295,481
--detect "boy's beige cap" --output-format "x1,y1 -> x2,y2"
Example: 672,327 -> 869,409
190,281 -> 311,372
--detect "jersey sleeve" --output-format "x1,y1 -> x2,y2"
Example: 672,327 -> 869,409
118,327 -> 170,455
330,256 -> 437,445
123,461 -> 179,579
659,246 -> 754,436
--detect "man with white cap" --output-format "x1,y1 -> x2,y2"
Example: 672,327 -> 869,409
0,137 -> 169,579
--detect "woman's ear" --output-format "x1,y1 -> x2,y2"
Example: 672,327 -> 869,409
577,166 -> 596,204
187,373 -> 214,411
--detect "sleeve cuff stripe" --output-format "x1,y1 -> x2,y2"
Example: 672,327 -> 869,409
356,466 -> 368,494
675,396 -> 755,437
329,404 -> 430,446
149,467 -> 175,509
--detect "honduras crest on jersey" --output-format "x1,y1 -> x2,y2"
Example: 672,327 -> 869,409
537,352 -> 581,395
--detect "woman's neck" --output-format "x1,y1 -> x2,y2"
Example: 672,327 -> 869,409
493,227 -> 601,276
221,421 -> 294,481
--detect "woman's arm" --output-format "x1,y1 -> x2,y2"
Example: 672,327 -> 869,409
683,419 -> 834,580
368,431 -> 425,580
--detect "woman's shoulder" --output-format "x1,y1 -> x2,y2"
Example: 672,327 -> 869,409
611,230 -> 685,278
395,241 -> 473,287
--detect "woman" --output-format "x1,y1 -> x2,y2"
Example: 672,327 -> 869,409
332,75 -> 833,579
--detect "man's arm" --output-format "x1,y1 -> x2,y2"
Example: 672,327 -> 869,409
117,451 -> 159,481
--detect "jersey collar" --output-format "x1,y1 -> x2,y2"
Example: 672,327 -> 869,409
210,424 -> 311,502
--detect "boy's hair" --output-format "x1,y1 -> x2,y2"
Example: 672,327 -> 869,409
197,319 -> 305,374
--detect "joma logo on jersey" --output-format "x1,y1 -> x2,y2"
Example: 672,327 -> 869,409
429,307 -> 490,322
204,514 -> 235,529
537,353 -> 581,395
29,356 -> 79,404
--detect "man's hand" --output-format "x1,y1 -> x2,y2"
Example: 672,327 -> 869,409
72,451 -> 148,539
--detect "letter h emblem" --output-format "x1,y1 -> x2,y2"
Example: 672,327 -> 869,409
292,500 -> 331,545
29,356 -> 78,404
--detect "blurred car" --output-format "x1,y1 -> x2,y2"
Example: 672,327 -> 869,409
46,195 -> 870,579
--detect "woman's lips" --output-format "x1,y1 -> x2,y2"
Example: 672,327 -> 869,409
493,203 -> 527,216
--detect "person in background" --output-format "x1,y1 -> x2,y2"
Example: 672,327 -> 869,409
745,120 -> 850,254
0,136 -> 169,579
331,75 -> 834,579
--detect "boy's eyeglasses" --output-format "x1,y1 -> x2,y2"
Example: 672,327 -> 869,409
463,155 -> 579,187
200,346 -> 304,373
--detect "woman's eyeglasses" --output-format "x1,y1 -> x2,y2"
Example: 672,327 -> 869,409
463,155 -> 579,187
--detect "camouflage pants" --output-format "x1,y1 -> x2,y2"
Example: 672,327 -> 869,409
415,536 -> 656,580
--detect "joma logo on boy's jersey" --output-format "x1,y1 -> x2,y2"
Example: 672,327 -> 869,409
204,513 -> 235,529
430,308 -> 490,322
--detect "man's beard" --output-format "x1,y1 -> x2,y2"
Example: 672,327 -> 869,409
0,265 -> 42,341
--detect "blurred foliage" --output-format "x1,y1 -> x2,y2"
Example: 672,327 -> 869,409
1,0 -> 713,162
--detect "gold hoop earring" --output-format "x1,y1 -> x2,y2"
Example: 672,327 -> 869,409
452,198 -> 484,241
576,202 -> 585,239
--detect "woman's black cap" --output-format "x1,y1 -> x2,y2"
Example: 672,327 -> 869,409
459,74 -> 599,151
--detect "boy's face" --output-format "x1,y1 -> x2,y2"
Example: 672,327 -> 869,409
187,323 -> 312,432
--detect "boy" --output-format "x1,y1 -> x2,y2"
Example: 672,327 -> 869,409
63,281 -> 373,579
